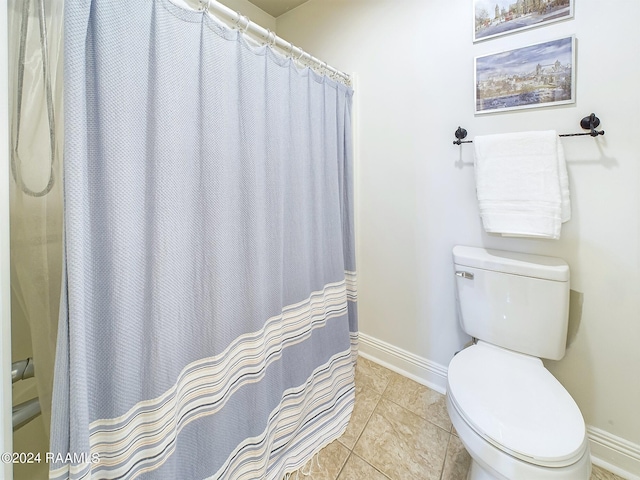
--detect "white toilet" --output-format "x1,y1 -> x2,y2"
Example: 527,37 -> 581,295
446,246 -> 591,480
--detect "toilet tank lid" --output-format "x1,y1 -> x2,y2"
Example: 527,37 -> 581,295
452,246 -> 569,282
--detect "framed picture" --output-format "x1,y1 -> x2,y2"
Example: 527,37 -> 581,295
474,0 -> 574,43
475,36 -> 575,114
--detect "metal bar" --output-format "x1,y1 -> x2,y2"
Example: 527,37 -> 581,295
12,398 -> 41,431
453,114 -> 605,145
559,131 -> 605,137
11,358 -> 34,384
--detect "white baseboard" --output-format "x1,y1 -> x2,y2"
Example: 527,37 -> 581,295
588,426 -> 640,479
357,332 -> 640,479
357,332 -> 448,395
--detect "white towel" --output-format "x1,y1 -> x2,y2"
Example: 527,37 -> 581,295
474,130 -> 571,239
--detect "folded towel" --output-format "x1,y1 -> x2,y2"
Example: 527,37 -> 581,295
557,139 -> 571,222
474,130 -> 571,239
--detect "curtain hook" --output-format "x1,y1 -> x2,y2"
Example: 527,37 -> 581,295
288,42 -> 296,59
242,15 -> 250,34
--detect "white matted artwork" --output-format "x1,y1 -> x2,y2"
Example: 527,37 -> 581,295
475,36 -> 575,114
474,0 -> 574,42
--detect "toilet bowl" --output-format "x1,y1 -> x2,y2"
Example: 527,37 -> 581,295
447,342 -> 591,480
448,246 -> 591,479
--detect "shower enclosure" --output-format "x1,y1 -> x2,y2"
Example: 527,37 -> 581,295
3,0 -> 64,478
2,1 -> 357,479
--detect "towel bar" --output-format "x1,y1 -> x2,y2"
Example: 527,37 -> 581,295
12,358 -> 35,384
13,397 -> 41,431
453,113 -> 605,145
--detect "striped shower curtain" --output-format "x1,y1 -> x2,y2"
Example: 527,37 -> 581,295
50,1 -> 357,479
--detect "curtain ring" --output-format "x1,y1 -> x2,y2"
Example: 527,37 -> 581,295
265,29 -> 276,48
288,42 -> 296,59
234,11 -> 243,29
296,48 -> 305,62
235,14 -> 250,34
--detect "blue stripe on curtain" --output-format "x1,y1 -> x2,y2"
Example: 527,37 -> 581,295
50,1 -> 357,479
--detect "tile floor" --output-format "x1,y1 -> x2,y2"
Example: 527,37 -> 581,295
287,356 -> 625,480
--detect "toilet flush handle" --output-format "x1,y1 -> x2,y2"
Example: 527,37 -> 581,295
455,271 -> 474,280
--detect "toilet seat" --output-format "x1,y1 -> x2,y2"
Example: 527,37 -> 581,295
447,342 -> 586,467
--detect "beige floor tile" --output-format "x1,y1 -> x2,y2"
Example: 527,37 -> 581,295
338,383 -> 381,449
383,373 -> 452,431
353,397 -> 450,480
336,453 -> 389,480
590,464 -> 626,480
287,440 -> 350,480
355,357 -> 394,394
282,356 -> 627,480
441,434 -> 471,480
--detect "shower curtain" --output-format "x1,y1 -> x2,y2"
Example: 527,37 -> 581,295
50,1 -> 357,479
8,0 -> 64,436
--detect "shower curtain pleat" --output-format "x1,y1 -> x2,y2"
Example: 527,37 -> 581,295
49,1 -> 357,479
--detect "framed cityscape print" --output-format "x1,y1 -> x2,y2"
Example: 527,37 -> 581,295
474,0 -> 574,42
475,36 -> 575,114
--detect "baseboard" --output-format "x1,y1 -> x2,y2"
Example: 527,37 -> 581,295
357,332 -> 448,395
358,332 -> 640,479
588,426 -> 640,479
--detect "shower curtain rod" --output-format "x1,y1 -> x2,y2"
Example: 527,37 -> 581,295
196,0 -> 351,86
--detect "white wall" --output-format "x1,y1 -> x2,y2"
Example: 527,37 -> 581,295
217,0 -> 276,31
278,0 -> 640,476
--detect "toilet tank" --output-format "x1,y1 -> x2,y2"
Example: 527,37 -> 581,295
453,246 -> 570,360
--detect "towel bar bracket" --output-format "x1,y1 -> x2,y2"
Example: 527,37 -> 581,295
453,126 -> 472,145
580,113 -> 599,131
575,113 -> 604,137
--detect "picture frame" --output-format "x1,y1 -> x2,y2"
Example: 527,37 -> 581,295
475,36 -> 575,115
473,0 -> 574,43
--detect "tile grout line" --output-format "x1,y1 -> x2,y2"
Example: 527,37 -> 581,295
374,394 -> 452,480
379,366 -> 454,435
377,369 -> 452,435
381,394 -> 453,436
349,383 -> 383,450
332,449 -> 351,480
364,359 -> 453,480
352,450 -> 393,480
341,359 -> 389,479
438,431 -> 454,480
